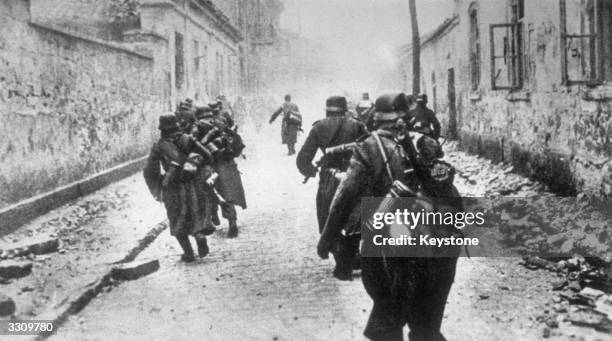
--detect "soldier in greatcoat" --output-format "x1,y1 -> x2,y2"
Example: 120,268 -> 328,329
143,115 -> 211,262
270,94 -> 302,155
296,95 -> 367,280
318,93 -> 460,341
201,103 -> 247,238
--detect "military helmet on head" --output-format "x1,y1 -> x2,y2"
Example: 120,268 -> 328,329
175,110 -> 196,127
208,102 -> 220,112
373,92 -> 409,121
326,96 -> 348,114
416,93 -> 428,104
158,114 -> 180,133
176,98 -> 195,115
195,105 -> 214,119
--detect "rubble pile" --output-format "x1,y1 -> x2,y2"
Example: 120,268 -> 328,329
444,142 -> 547,196
522,256 -> 612,334
485,196 -> 612,259
444,143 -> 611,259
36,188 -> 130,247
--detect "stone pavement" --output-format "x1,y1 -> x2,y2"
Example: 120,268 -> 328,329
2,123 -> 608,341
48,126 -> 588,341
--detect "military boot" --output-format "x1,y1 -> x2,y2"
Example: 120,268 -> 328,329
211,210 -> 221,226
332,240 -> 354,281
195,234 -> 209,258
176,235 -> 195,262
227,220 -> 238,238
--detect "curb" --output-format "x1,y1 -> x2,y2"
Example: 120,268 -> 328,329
33,221 -> 168,341
0,156 -> 148,236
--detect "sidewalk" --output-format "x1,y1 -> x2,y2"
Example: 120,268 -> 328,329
0,173 -> 167,327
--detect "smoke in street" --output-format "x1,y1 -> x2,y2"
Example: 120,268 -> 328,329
276,0 -> 453,112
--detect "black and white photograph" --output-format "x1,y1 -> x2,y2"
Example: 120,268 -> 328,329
0,0 -> 611,340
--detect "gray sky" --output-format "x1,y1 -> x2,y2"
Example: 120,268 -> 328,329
279,0 -> 455,92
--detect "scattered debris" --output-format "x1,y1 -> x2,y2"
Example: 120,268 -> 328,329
21,285 -> 34,292
580,287 -> 605,300
566,307 -> 612,332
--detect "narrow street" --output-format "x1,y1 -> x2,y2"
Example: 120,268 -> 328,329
25,123 -> 599,341
2,1 -> 612,340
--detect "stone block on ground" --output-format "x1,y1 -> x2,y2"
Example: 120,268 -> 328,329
111,259 -> 159,281
27,237 -> 59,255
0,260 -> 33,279
567,308 -> 612,332
0,293 -> 16,316
0,237 -> 59,259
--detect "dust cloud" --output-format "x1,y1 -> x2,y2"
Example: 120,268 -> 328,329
273,0 -> 454,117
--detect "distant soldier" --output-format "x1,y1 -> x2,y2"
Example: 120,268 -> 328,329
143,115 -> 211,262
356,92 -> 374,119
296,95 -> 367,280
270,94 -> 302,155
406,93 -> 441,140
318,92 -> 460,341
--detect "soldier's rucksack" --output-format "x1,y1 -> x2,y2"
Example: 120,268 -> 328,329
283,103 -> 302,126
285,110 -> 302,126
363,132 -> 463,258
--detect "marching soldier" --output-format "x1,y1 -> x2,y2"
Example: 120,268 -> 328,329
317,93 -> 459,341
202,102 -> 247,238
143,115 -> 211,262
296,95 -> 367,280
406,93 -> 441,140
270,94 -> 302,155
356,92 -> 374,119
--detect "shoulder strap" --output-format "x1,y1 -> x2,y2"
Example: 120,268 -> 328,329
323,117 -> 346,154
372,132 -> 395,182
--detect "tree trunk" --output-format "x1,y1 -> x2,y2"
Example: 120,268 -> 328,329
409,0 -> 420,96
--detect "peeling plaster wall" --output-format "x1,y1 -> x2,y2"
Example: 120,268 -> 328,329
139,0 -> 242,104
400,0 -> 612,195
0,0 -> 164,208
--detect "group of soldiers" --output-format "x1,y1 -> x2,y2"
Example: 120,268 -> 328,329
143,97 -> 247,262
289,92 -> 459,341
143,89 -> 458,340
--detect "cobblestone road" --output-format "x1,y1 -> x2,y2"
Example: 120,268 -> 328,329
47,125 -> 602,341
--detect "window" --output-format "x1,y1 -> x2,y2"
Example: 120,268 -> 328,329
560,0 -> 612,85
175,32 -> 185,89
469,3 -> 481,91
490,0 -> 524,90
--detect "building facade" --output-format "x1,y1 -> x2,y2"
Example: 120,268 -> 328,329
399,0 -> 612,196
0,0 -> 282,210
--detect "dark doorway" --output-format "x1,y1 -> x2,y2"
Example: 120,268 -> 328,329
447,68 -> 458,140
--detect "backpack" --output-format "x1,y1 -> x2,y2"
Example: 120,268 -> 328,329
285,110 -> 302,126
